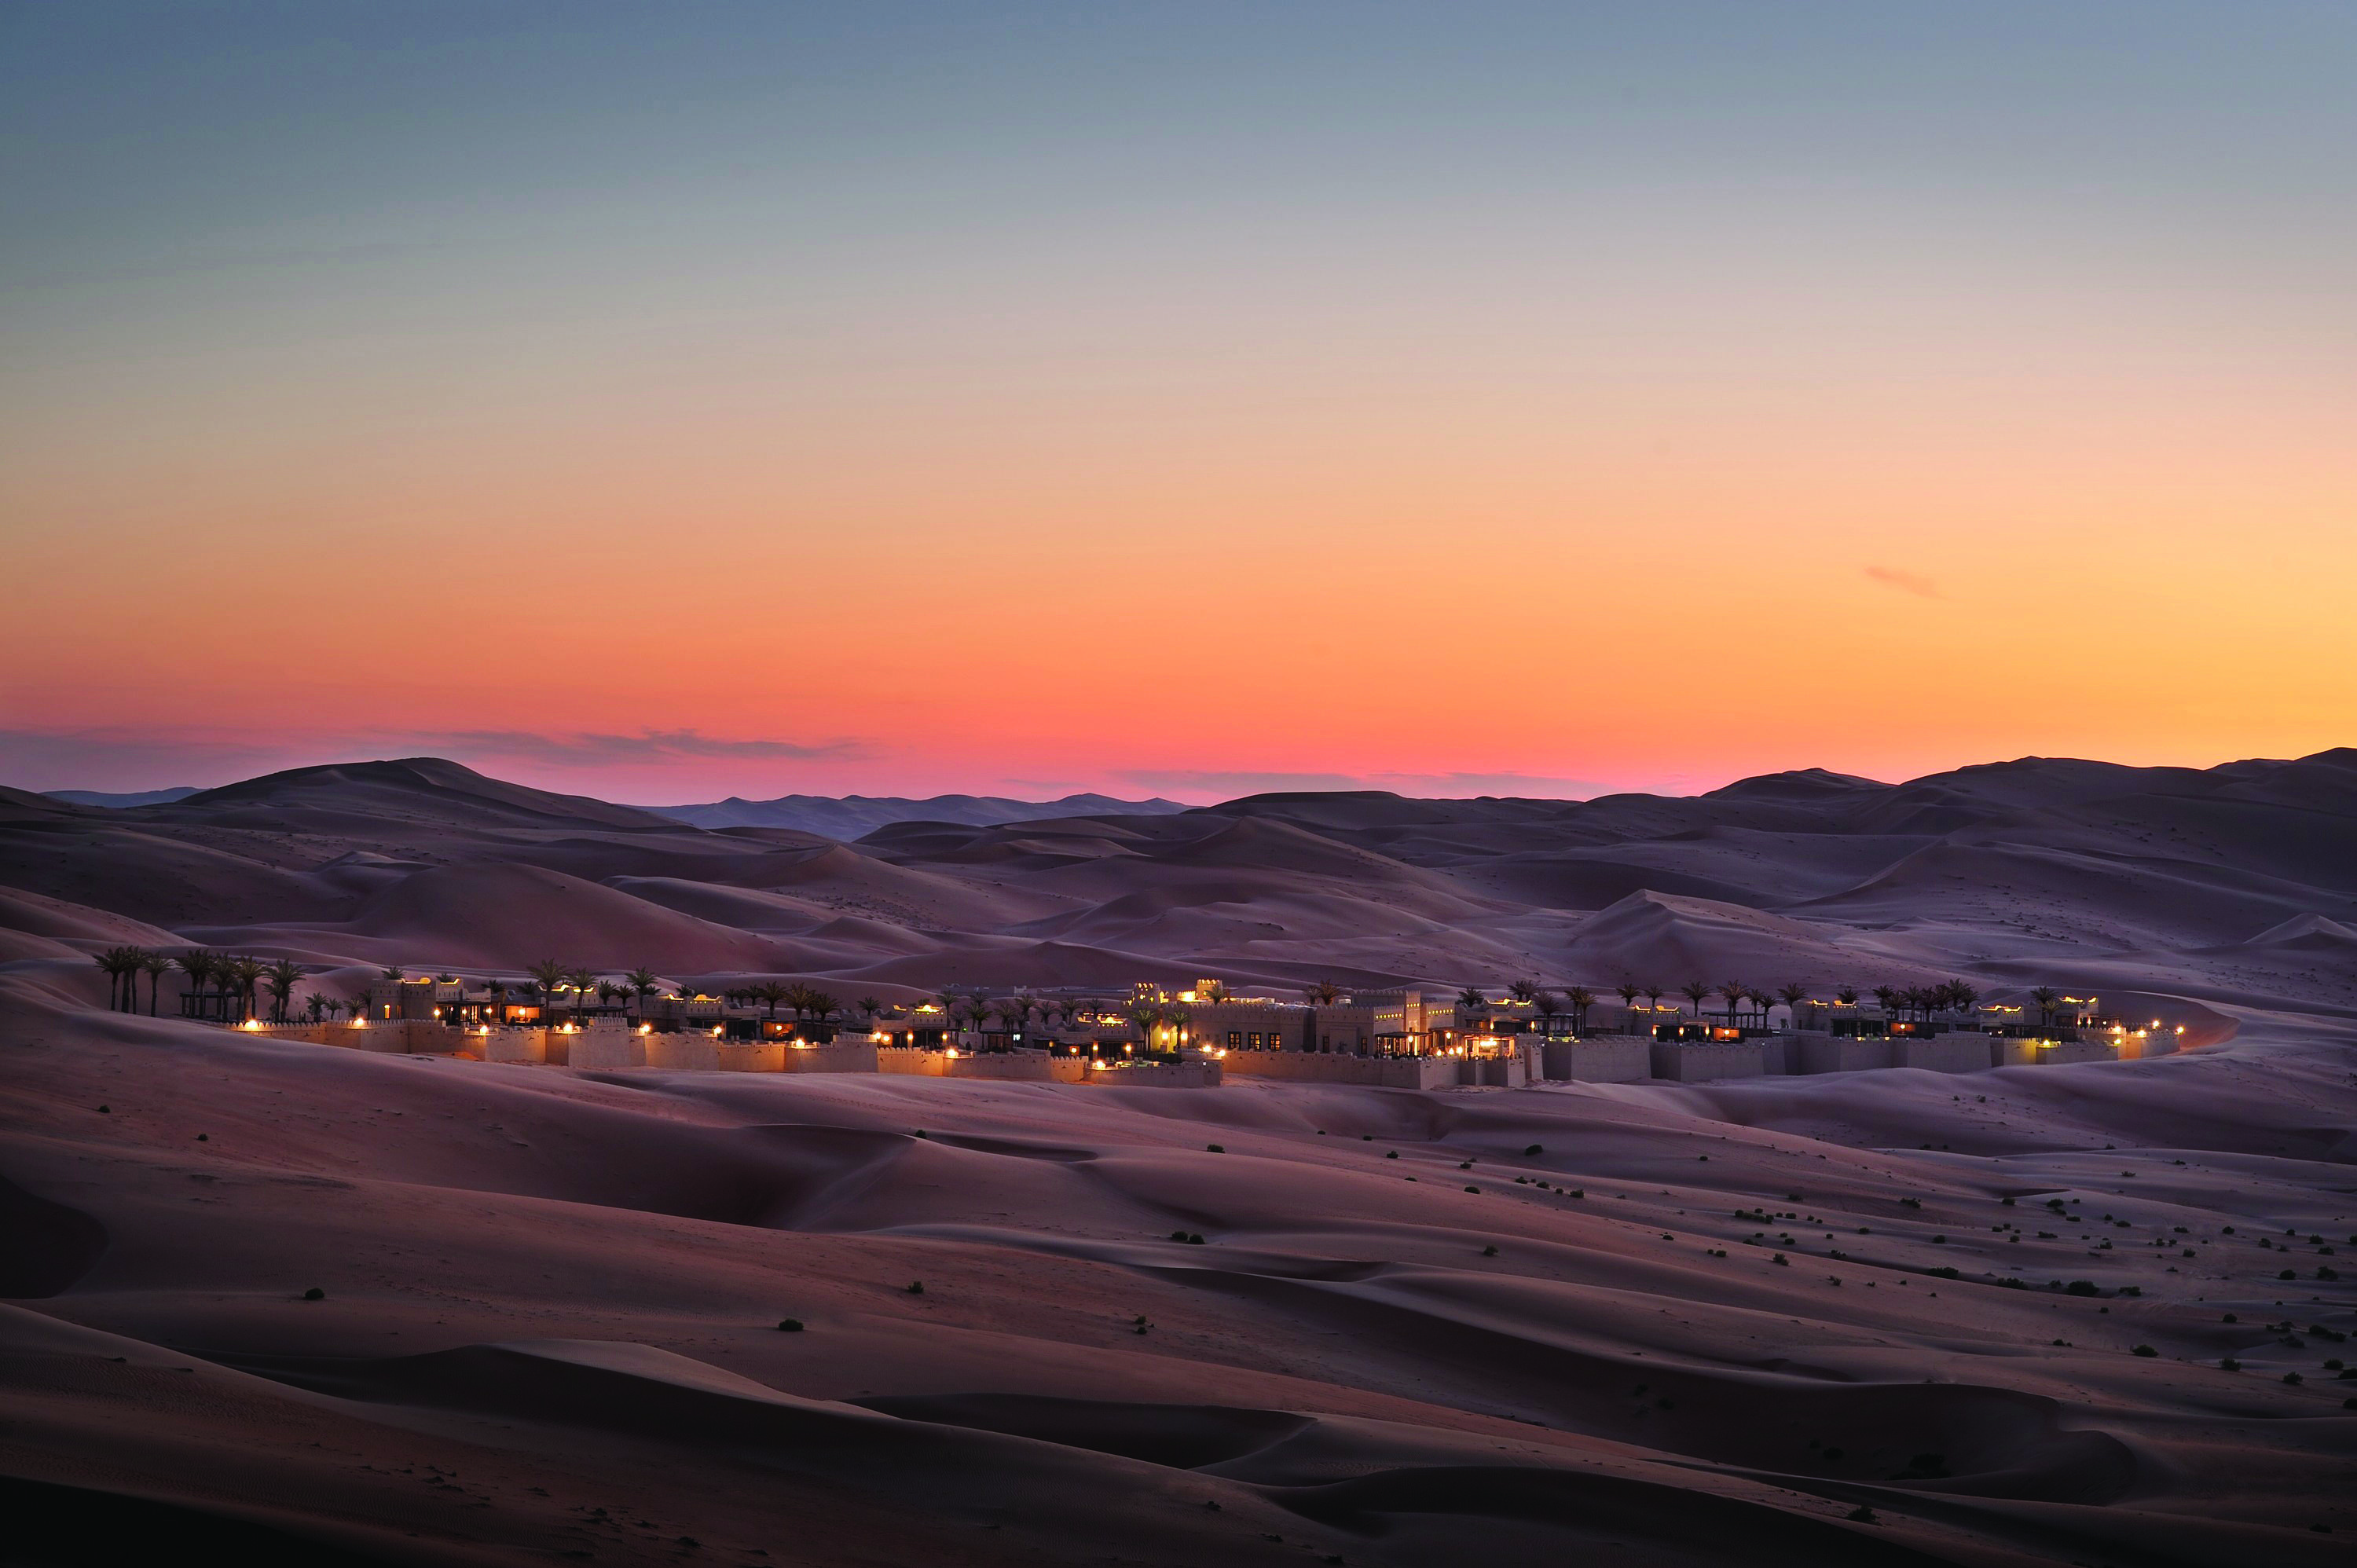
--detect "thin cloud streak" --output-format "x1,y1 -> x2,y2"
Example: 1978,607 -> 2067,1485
0,726 -> 866,793
400,729 -> 865,765
1120,768 -> 1608,802
1864,565 -> 1942,599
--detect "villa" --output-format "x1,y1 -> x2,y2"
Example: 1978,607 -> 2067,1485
194,969 -> 2164,1086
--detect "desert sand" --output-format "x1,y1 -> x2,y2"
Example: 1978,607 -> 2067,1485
3,752 -> 2354,1564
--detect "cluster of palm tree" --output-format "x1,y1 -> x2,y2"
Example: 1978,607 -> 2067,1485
1445,974 -> 1994,1032
1501,979 -> 1600,1030
933,990 -> 1094,1037
1867,980 -> 1984,1020
95,948 -> 308,1021
1120,998 -> 1193,1053
92,947 -> 171,1013
717,981 -> 846,1027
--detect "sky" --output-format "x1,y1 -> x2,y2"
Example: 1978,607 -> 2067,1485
3,2 -> 2352,804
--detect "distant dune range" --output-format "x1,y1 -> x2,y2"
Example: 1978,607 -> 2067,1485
2,751 -> 2355,1563
5,750 -> 2355,1012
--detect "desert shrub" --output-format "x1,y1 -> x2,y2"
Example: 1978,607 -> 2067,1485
1482,1244 -> 1498,1257
2064,1280 -> 2102,1297
777,1318 -> 803,1332
302,1288 -> 325,1301
2280,1269 -> 2297,1280
1206,1143 -> 1225,1153
2282,1372 -> 2303,1384
1385,1150 -> 1398,1159
2131,1344 -> 2157,1357
1523,1143 -> 1542,1155
906,1280 -> 924,1295
1927,1266 -> 1960,1280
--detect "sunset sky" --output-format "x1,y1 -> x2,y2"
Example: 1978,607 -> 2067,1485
5,3 -> 2352,804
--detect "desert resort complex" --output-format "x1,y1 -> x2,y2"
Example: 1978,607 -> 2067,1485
100,950 -> 2183,1090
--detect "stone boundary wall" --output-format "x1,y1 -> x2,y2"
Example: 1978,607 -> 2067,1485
775,1042 -> 880,1074
231,1020 -> 446,1054
1890,1036 -> 1995,1074
1087,1060 -> 1221,1088
1793,1035 -> 1893,1075
1996,1039 -> 2118,1067
1219,1053 -> 1456,1090
1649,1041 -> 1770,1082
1541,1039 -> 1653,1083
218,1020 -> 2134,1085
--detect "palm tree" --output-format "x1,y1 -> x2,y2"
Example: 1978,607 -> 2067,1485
1680,980 -> 1710,1018
137,950 -> 169,1014
1457,985 -> 1486,1012
565,968 -> 597,1020
1835,984 -> 1859,1008
2029,984 -> 2059,1027
1508,979 -> 1537,1009
1197,980 -> 1230,1005
805,990 -> 841,1028
306,992 -> 326,1024
856,995 -> 884,1024
225,956 -> 262,1020
93,948 -> 129,1010
1563,984 -> 1596,1032
173,950 -> 216,1017
1643,983 -> 1664,1014
1947,979 -> 1979,1018
1871,984 -> 1900,1017
1124,1001 -> 1164,1051
1304,980 -> 1341,1006
1531,988 -> 1560,1029
623,968 -> 660,1013
486,979 -> 510,1020
1776,980 -> 1809,1028
527,960 -> 567,1019
1615,980 -> 1641,1021
264,958 -> 303,1022
1716,980 -> 1746,1027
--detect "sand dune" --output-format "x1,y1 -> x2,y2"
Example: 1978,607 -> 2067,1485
3,750 -> 2355,1561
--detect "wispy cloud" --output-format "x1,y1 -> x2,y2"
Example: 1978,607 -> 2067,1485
1863,565 -> 1942,599
1119,768 -> 1607,803
0,725 -> 864,793
398,729 -> 864,765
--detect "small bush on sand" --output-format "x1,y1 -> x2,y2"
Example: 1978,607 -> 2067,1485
777,1318 -> 803,1332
